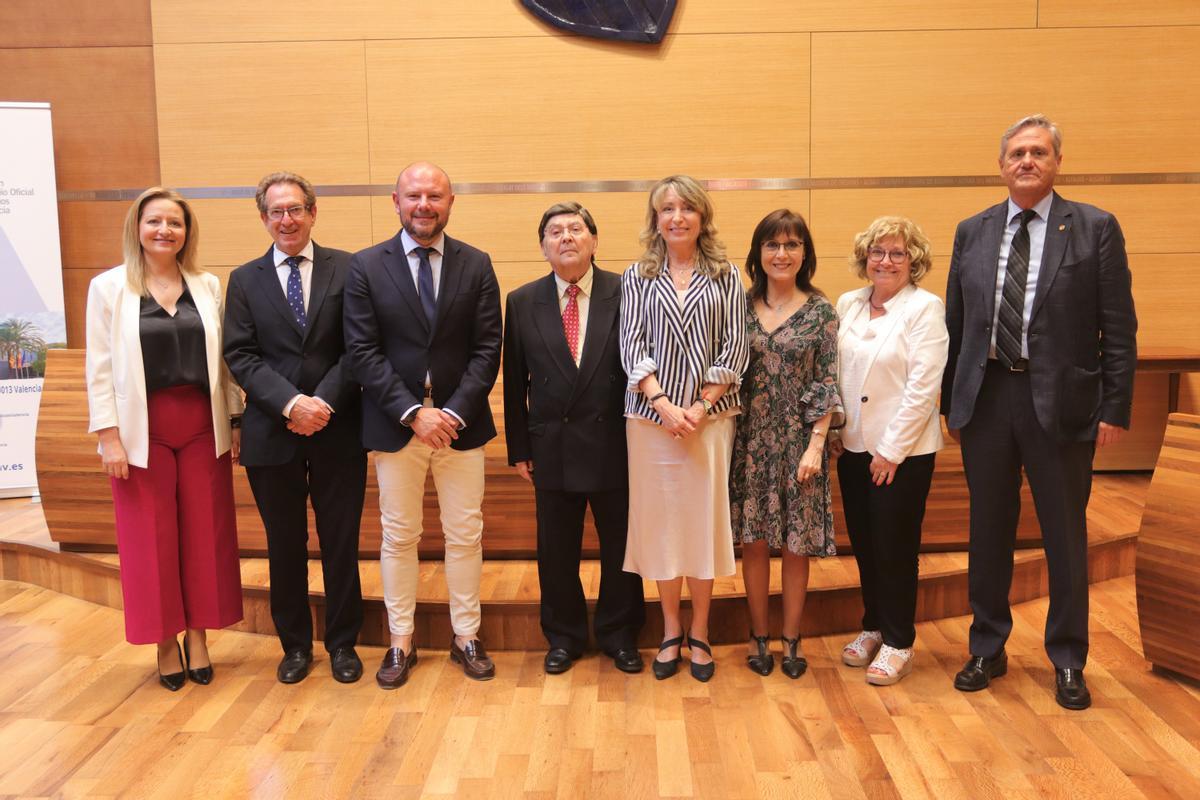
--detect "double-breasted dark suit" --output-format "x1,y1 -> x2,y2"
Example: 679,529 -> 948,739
224,243 -> 367,655
942,192 -> 1137,668
344,231 -> 501,451
503,268 -> 644,654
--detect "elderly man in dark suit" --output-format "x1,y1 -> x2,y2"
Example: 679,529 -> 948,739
942,115 -> 1137,710
503,202 -> 645,675
344,162 -> 502,688
224,171 -> 367,685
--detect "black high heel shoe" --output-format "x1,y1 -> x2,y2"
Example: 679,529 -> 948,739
158,641 -> 186,691
747,632 -> 774,676
687,634 -> 715,683
653,635 -> 684,680
183,636 -> 213,685
781,636 -> 808,679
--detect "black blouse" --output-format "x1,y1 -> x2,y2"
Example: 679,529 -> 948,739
140,286 -> 210,393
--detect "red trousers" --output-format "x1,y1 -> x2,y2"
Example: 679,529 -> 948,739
110,385 -> 243,644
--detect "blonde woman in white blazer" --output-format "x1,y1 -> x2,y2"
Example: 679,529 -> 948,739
831,216 -> 948,687
85,187 -> 244,691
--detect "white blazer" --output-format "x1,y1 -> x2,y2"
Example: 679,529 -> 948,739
835,284 -> 948,464
85,264 -> 244,469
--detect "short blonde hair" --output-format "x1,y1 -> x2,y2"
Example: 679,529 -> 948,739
849,216 -> 933,284
637,175 -> 728,279
122,187 -> 201,296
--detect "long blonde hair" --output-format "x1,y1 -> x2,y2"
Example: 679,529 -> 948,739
636,175 -> 728,279
122,186 -> 201,296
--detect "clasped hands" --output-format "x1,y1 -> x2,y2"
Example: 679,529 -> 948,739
286,395 -> 333,436
656,398 -> 708,440
410,407 -> 461,449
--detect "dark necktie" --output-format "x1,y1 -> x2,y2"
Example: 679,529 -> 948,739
414,246 -> 437,327
284,255 -> 306,329
996,209 -> 1037,367
562,283 -> 581,363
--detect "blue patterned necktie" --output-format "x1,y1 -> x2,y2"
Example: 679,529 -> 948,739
284,255 -> 307,329
414,246 -> 437,327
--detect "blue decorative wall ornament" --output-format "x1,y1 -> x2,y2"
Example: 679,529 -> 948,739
521,0 -> 676,44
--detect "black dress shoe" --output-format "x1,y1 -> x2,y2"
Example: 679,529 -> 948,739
1055,668 -> 1091,710
330,647 -> 363,683
277,648 -> 314,684
376,646 -> 418,689
746,633 -> 774,676
158,641 -> 186,692
953,650 -> 1007,692
653,636 -> 684,680
608,648 -> 644,674
544,648 -> 574,674
183,637 -> 213,685
687,634 -> 715,683
780,636 -> 807,679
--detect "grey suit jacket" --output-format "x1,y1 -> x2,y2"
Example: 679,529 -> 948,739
941,192 -> 1137,441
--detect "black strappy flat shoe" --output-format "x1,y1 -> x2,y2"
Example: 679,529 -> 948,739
653,635 -> 684,680
781,636 -> 808,679
687,634 -> 715,683
747,632 -> 774,676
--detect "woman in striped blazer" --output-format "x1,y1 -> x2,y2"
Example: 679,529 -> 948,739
620,175 -> 749,682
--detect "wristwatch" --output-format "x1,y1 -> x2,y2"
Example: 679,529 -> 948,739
700,398 -> 714,414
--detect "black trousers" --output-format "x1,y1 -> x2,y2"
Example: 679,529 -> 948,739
960,362 -> 1095,668
246,447 -> 367,654
535,487 -> 645,655
837,449 -> 935,649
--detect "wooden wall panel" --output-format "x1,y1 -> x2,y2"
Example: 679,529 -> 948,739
0,0 -> 151,48
61,267 -> 106,349
1040,1 -> 1200,27
1093,373 -> 1169,471
0,47 -> 159,190
672,0 -> 1034,32
1054,186 -> 1200,255
154,42 -> 371,187
150,0 -> 547,44
364,34 -> 809,183
1130,254 -> 1197,351
811,27 -> 1200,178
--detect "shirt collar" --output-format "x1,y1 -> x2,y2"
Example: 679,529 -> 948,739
401,229 -> 445,257
553,265 -> 594,299
273,241 -> 314,267
1006,192 -> 1054,225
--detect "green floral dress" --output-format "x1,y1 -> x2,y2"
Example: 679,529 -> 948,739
730,294 -> 842,556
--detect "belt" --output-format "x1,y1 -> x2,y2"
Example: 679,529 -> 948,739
990,357 -> 1029,373
423,386 -> 434,398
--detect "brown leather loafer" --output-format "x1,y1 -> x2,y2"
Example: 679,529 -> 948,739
375,646 -> 417,690
449,637 -> 495,680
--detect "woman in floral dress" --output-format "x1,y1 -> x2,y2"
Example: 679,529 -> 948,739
730,209 -> 842,679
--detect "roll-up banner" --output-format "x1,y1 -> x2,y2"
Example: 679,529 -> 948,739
0,102 -> 65,497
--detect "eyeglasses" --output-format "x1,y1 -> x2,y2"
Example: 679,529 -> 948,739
867,247 -> 909,264
266,205 -> 308,221
544,223 -> 590,240
763,240 -> 803,254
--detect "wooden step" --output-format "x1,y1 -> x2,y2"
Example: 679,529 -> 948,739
1,474 -> 1147,649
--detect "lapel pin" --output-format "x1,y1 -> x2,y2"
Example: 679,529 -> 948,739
1058,224 -> 1066,231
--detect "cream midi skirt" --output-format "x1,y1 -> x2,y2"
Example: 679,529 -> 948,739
623,415 -> 737,580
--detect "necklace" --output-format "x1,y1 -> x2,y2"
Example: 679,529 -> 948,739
868,291 -> 888,311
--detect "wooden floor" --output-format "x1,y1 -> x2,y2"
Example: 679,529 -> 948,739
1,575 -> 1198,799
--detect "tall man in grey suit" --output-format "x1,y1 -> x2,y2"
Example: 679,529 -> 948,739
942,115 -> 1137,709
224,171 -> 367,685
503,202 -> 645,675
344,162 -> 502,688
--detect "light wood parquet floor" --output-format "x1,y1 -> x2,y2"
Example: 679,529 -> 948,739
1,575 -> 1198,799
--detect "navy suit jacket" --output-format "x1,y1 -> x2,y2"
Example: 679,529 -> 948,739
503,268 -> 628,493
344,231 -> 502,452
223,242 -> 363,467
941,192 -> 1137,442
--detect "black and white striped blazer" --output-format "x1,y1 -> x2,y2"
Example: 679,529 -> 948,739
620,262 -> 749,423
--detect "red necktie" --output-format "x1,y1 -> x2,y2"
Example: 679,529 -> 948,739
562,283 -> 580,362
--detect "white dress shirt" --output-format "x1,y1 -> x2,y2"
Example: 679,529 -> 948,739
990,192 -> 1053,359
554,265 -> 593,366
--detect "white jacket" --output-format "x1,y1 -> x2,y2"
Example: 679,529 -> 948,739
835,284 -> 948,464
85,265 -> 243,469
